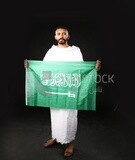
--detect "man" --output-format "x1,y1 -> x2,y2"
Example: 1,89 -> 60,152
24,26 -> 101,157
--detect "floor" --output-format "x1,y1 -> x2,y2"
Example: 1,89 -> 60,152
1,106 -> 135,160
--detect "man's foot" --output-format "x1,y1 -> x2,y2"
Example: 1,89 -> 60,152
43,138 -> 56,148
64,143 -> 74,157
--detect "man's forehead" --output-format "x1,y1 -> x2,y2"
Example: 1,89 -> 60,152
55,28 -> 68,33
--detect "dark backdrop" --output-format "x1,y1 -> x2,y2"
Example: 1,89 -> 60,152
1,1 -> 135,123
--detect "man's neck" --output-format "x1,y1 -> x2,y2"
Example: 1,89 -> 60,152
57,43 -> 69,48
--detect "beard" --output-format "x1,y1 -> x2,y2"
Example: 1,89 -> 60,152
58,38 -> 67,45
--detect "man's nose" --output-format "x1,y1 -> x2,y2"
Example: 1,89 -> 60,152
60,34 -> 63,38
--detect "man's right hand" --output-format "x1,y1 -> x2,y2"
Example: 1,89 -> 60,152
24,59 -> 29,68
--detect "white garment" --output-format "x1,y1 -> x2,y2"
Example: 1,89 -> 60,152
43,45 -> 83,144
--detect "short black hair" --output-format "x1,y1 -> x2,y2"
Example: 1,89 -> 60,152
55,26 -> 69,32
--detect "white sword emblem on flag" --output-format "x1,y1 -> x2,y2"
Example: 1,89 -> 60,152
45,91 -> 75,98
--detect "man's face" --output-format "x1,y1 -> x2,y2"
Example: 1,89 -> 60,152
55,28 -> 69,45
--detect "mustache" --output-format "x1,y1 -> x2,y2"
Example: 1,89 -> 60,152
58,38 -> 65,41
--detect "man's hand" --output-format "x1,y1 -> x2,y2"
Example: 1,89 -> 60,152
95,60 -> 101,71
24,59 -> 29,68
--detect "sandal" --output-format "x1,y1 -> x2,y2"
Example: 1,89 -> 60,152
64,143 -> 74,157
43,138 -> 56,148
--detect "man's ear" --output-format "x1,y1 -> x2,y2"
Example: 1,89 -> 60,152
54,35 -> 57,40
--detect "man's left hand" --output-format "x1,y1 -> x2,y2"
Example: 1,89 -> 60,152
95,60 -> 101,71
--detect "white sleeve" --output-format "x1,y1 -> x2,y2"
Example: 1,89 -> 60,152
78,49 -> 84,61
43,49 -> 51,61
73,46 -> 84,61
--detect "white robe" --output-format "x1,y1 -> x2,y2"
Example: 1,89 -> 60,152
43,45 -> 83,144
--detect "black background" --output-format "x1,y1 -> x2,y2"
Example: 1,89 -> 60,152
1,0 -> 135,122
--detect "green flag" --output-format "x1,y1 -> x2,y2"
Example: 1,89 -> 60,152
25,60 -> 97,110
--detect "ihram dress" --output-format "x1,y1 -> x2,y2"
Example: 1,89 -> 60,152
43,45 -> 83,144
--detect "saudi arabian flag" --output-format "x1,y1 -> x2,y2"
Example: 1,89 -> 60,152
25,60 -> 97,110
